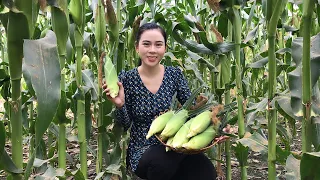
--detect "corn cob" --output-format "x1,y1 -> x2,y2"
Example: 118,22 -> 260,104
165,136 -> 174,152
182,125 -> 216,150
146,110 -> 174,139
104,54 -> 119,98
171,118 -> 194,148
187,110 -> 212,138
160,109 -> 189,138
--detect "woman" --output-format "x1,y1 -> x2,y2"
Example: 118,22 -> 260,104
103,22 -> 217,180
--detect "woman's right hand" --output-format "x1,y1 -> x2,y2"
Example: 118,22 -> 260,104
102,81 -> 125,108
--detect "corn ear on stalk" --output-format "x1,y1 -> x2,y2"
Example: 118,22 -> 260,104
183,125 -> 216,150
187,110 -> 212,138
172,118 -> 194,148
160,109 -> 189,138
94,0 -> 106,51
69,0 -> 84,26
146,110 -> 174,139
105,0 -> 119,38
104,54 -> 119,98
165,137 -> 174,152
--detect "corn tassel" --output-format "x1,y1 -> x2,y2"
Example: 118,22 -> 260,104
146,110 -> 174,139
104,54 -> 119,98
187,110 -> 212,138
183,125 -> 216,150
160,109 -> 188,138
171,118 -> 194,148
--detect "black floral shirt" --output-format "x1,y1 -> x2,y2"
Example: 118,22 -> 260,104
115,66 -> 191,172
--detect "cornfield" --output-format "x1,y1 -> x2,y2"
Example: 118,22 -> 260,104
0,0 -> 319,179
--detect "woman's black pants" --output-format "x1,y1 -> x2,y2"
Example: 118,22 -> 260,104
134,145 -> 217,180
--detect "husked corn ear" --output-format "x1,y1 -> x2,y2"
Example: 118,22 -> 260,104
160,109 -> 189,138
183,125 -> 216,150
172,118 -> 194,148
187,110 -> 212,138
165,136 -> 174,152
146,110 -> 174,139
104,54 -> 119,98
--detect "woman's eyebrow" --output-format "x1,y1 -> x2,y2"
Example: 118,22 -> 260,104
142,40 -> 164,43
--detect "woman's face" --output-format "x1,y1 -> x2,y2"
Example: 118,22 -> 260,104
136,29 -> 166,67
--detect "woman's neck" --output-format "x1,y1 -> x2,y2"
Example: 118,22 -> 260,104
138,64 -> 163,77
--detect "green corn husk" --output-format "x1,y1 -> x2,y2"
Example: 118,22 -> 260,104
69,0 -> 83,26
187,110 -> 212,138
146,110 -> 174,139
105,0 -> 118,38
171,118 -> 194,148
94,0 -> 106,51
160,109 -> 189,138
104,54 -> 119,98
165,136 -> 174,152
182,125 -> 216,150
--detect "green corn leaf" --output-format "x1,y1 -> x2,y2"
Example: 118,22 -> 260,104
312,117 -> 320,151
237,132 -> 268,154
291,34 -> 320,88
51,5 -> 69,56
23,30 -> 61,145
82,69 -> 98,101
24,152 -> 35,179
0,121 -> 5,157
232,142 -> 249,167
15,0 -> 39,38
7,11 -> 29,79
181,85 -> 204,110
300,152 -> 320,179
285,155 -> 300,180
172,22 -> 234,55
0,150 -> 23,174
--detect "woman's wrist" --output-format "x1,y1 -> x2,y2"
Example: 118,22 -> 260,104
115,102 -> 125,109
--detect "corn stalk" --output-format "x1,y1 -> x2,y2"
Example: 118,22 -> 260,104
267,0 -> 287,179
301,0 -> 315,153
232,5 -> 247,180
51,0 -> 69,171
70,0 -> 87,177
94,0 -> 106,174
7,2 -> 30,178
224,19 -> 233,180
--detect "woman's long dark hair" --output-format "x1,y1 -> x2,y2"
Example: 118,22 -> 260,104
135,23 -> 167,66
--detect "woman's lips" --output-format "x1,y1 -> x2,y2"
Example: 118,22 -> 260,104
147,56 -> 157,61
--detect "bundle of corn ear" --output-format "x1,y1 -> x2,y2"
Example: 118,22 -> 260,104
146,110 -> 174,139
104,54 -> 119,98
